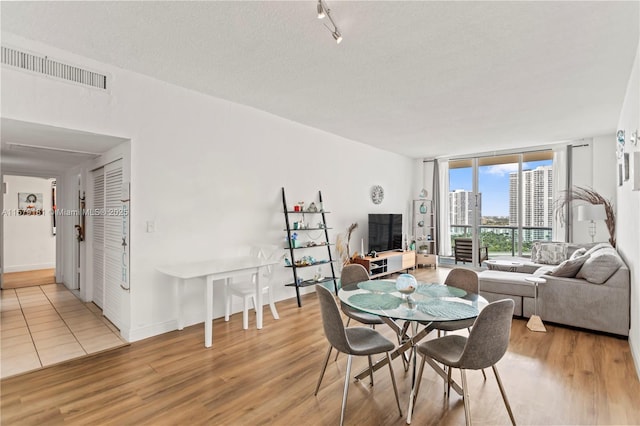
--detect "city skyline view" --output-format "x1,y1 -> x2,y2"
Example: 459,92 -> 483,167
449,160 -> 553,217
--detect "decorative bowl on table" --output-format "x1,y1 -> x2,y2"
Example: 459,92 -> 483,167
396,273 -> 417,309
396,273 -> 417,295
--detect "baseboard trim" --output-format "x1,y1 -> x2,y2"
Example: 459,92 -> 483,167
126,320 -> 178,343
4,263 -> 55,273
630,333 -> 640,381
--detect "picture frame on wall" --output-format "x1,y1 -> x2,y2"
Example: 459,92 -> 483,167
624,153 -> 630,181
618,163 -> 623,187
18,192 -> 44,215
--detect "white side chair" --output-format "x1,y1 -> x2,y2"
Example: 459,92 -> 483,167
224,245 -> 280,329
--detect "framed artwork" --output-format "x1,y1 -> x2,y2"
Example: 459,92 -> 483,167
624,153 -> 630,181
18,192 -> 44,215
618,163 -> 623,187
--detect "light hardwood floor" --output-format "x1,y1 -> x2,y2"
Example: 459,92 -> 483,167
2,268 -> 56,289
1,266 -> 639,425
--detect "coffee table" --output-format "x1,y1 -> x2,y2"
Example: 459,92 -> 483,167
524,276 -> 547,332
485,259 -> 523,272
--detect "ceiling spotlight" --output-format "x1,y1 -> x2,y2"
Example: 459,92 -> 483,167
316,0 -> 342,45
317,0 -> 326,19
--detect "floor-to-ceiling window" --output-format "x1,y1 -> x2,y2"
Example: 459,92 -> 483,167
447,150 -> 553,264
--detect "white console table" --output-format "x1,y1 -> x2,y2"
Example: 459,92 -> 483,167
158,256 -> 278,348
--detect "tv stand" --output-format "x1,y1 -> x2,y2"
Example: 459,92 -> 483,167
352,250 -> 415,279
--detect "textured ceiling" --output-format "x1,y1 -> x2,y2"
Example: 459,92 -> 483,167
1,1 -> 639,159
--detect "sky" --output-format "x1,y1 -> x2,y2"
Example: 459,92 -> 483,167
449,160 -> 552,217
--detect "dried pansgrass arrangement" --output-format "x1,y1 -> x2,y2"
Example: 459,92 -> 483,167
554,186 -> 616,247
336,223 -> 358,265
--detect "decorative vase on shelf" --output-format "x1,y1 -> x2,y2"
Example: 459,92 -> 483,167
419,203 -> 427,214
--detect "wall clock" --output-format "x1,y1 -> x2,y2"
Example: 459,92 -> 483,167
371,185 -> 384,204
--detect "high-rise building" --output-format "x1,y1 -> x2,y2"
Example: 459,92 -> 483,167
449,189 -> 481,226
509,165 -> 553,240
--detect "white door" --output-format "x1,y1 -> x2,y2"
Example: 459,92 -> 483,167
92,169 -> 105,308
92,159 -> 126,329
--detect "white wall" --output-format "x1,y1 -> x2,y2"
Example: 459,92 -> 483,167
570,136 -> 618,245
2,175 -> 56,272
616,43 -> 640,377
1,33 -> 414,341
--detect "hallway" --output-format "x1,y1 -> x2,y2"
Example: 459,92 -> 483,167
1,283 -> 127,378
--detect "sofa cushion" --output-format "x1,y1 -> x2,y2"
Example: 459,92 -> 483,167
549,254 -> 589,278
576,247 -> 623,284
534,242 -> 568,265
478,271 -> 536,298
533,266 -> 554,276
569,248 -> 587,260
584,242 -> 612,257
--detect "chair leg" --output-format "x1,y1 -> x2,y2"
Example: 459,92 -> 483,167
413,353 -> 427,407
386,352 -> 403,418
242,296 -> 250,330
340,355 -> 353,426
224,280 -> 231,322
446,365 -> 452,398
315,345 -> 333,395
460,369 -> 471,426
492,365 -> 516,426
268,287 -> 279,320
481,369 -> 487,381
368,355 -> 374,386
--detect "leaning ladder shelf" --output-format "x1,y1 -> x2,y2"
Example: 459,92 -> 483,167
282,187 -> 338,307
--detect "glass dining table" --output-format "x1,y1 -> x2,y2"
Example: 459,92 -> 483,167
337,279 -> 488,424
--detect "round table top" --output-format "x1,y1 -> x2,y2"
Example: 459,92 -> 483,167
485,259 -> 524,266
524,276 -> 547,284
338,279 -> 488,323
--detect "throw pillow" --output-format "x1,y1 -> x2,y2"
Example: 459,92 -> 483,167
583,242 -> 612,257
549,254 -> 589,278
533,266 -> 554,276
569,248 -> 587,260
534,243 -> 568,265
576,247 -> 623,284
530,241 -> 540,261
531,241 -> 563,261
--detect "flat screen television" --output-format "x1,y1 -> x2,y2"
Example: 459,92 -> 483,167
368,214 -> 403,253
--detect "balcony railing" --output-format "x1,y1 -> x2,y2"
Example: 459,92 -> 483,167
449,225 -> 552,257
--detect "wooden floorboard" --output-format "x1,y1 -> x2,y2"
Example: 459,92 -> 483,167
1,266 -> 639,425
2,269 -> 56,289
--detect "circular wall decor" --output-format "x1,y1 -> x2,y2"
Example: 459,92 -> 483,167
371,185 -> 384,204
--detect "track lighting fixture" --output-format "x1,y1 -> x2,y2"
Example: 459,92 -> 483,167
317,0 -> 325,19
316,0 -> 342,44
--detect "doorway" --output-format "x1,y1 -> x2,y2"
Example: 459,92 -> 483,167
2,175 -> 57,289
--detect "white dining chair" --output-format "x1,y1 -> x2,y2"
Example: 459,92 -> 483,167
224,245 -> 280,329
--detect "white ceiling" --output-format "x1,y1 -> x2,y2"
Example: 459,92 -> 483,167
1,1 -> 639,159
1,118 -> 128,175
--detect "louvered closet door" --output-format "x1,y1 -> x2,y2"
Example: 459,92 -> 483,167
92,169 -> 105,309
103,159 -> 125,330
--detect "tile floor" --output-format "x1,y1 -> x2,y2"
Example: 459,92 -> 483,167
1,284 -> 127,379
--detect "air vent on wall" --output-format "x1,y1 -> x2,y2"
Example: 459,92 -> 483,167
1,45 -> 107,90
